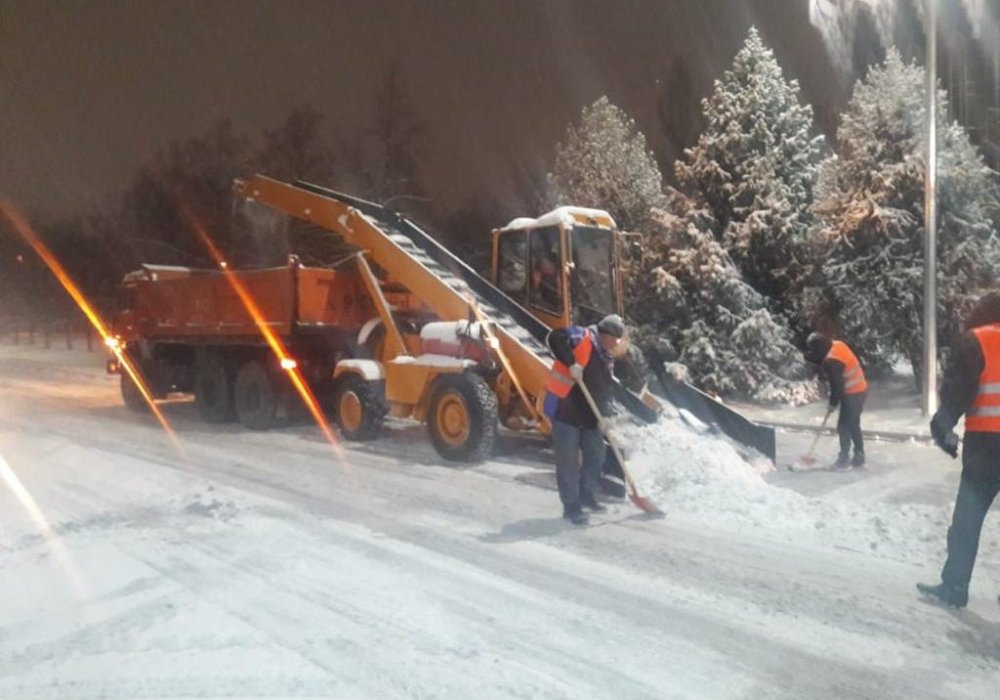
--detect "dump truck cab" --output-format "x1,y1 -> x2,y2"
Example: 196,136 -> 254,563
491,207 -> 623,331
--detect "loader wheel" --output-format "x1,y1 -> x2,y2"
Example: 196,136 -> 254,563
428,372 -> 498,463
333,374 -> 384,441
120,369 -> 149,412
234,360 -> 278,430
195,358 -> 234,423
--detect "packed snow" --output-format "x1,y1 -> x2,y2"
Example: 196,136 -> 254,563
2,341 -> 1000,699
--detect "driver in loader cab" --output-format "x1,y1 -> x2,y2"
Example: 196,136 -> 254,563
544,314 -> 625,525
531,254 -> 562,309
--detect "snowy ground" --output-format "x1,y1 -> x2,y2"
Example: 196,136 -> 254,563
1,341 -> 999,699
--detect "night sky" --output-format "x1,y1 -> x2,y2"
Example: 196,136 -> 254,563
2,0 -> 997,221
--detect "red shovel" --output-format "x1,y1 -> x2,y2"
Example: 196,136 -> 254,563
576,377 -> 664,516
793,406 -> 834,469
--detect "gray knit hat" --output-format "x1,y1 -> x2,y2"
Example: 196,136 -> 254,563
597,314 -> 625,338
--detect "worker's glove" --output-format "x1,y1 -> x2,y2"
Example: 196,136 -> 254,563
597,417 -> 610,434
568,363 -> 584,382
828,397 -> 839,409
930,415 -> 960,459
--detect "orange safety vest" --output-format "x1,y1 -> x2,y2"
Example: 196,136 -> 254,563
966,323 -> 1000,433
545,330 -> 594,398
826,340 -> 868,395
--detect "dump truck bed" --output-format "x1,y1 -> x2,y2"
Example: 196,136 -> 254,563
119,263 -> 372,342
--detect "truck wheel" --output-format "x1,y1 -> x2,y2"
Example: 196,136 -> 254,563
195,358 -> 234,423
333,374 -> 384,441
120,369 -> 149,412
428,372 -> 498,462
234,360 -> 278,430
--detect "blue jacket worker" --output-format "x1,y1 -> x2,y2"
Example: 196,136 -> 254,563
544,314 -> 625,526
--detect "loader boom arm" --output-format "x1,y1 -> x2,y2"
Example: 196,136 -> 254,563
235,175 -> 554,416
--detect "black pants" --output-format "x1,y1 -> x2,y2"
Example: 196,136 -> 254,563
941,432 -> 1000,591
837,391 -> 866,458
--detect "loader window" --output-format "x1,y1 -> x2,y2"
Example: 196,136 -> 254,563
529,227 -> 563,314
496,231 -> 528,302
570,226 -> 616,325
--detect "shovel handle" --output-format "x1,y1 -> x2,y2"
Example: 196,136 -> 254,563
575,376 -> 637,492
804,406 -> 835,457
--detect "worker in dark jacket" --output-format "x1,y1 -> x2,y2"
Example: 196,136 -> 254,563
918,291 -> 1000,608
544,314 -> 625,525
804,332 -> 869,468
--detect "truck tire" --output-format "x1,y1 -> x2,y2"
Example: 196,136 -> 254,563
234,360 -> 278,430
427,372 -> 498,463
195,358 -> 234,423
333,374 -> 384,441
120,369 -> 149,412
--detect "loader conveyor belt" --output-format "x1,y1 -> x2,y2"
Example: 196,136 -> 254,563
293,181 -> 554,360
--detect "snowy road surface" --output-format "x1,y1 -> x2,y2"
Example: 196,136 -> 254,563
1,343 -> 999,699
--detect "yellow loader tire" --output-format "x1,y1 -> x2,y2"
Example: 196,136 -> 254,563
333,374 -> 385,441
428,372 -> 498,463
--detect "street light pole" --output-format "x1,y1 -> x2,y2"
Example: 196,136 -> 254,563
922,0 -> 938,416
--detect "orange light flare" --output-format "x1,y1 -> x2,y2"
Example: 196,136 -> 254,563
177,202 -> 343,459
0,451 -> 90,598
0,199 -> 184,457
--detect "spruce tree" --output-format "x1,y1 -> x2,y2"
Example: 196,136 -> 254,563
624,28 -> 820,402
675,27 -> 824,323
547,96 -> 666,232
632,200 -> 815,403
813,50 -> 1000,380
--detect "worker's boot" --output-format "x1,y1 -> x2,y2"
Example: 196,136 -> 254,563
916,581 -> 968,608
581,493 -> 607,513
851,452 -> 866,468
562,503 -> 589,526
831,453 -> 851,470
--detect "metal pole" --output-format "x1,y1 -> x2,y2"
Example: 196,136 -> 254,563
922,0 -> 938,416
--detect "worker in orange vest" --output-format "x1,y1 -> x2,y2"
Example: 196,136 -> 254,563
544,314 -> 625,525
804,332 -> 869,469
918,291 -> 1000,608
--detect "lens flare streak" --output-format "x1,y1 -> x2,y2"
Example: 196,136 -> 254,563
176,201 -> 343,458
0,452 -> 89,597
0,199 -> 184,455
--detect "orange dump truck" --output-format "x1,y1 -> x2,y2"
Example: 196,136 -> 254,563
112,257 -> 395,429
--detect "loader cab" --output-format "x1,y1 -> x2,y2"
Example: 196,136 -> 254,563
491,207 -> 623,329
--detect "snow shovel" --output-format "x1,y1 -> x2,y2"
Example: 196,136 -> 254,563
792,405 -> 834,469
575,377 -> 663,516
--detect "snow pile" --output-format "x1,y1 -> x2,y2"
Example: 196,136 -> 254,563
619,418 -> 998,566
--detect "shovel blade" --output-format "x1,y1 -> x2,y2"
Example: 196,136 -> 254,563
629,491 -> 665,517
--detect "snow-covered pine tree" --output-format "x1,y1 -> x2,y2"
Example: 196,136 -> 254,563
547,96 -> 666,232
675,27 -> 824,327
631,199 -> 816,403
813,50 -> 1000,381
